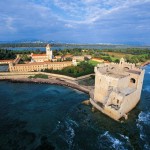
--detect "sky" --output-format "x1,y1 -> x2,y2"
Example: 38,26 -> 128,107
0,0 -> 150,44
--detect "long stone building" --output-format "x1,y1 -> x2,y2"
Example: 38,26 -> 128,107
9,61 -> 72,72
9,44 -> 73,72
90,58 -> 145,121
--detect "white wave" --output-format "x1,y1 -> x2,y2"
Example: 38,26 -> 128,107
136,123 -> 145,140
143,86 -> 150,92
52,118 -> 78,149
68,119 -> 79,127
98,131 -> 128,150
138,111 -> 150,125
64,119 -> 76,148
136,111 -> 150,149
119,134 -> 129,141
144,144 -> 150,150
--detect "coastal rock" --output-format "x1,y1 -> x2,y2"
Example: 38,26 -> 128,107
92,106 -> 98,112
82,100 -> 90,105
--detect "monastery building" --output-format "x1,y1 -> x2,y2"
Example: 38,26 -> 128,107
31,44 -> 53,62
9,44 -> 73,72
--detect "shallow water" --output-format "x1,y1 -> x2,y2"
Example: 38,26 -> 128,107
0,65 -> 150,150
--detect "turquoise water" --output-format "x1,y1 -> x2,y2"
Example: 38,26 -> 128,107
0,65 -> 150,150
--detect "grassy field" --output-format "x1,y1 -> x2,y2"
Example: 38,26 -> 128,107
88,60 -> 100,66
102,55 -> 118,61
78,77 -> 95,86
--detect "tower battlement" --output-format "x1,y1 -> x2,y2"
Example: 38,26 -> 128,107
90,58 -> 145,121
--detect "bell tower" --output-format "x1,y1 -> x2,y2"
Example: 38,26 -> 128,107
120,57 -> 125,64
46,44 -> 53,60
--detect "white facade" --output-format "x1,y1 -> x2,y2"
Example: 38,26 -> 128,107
46,44 -> 53,60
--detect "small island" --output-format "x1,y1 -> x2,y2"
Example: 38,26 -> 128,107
0,44 -> 149,121
0,0 -> 150,149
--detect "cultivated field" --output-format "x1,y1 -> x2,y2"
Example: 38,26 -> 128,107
103,52 -> 133,58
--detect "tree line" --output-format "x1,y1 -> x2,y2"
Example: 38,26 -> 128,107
0,49 -> 16,59
42,62 -> 94,77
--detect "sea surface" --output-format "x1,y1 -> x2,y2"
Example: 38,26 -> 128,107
0,65 -> 150,150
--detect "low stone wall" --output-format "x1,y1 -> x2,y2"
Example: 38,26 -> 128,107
0,78 -> 90,94
0,71 -> 75,80
0,71 -> 94,94
76,73 -> 95,80
0,71 -> 95,81
41,72 -> 76,81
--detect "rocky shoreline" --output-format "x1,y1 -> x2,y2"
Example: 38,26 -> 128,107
0,78 -> 90,94
141,61 -> 150,67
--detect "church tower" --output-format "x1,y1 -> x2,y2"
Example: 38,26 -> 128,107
120,57 -> 125,64
46,44 -> 53,60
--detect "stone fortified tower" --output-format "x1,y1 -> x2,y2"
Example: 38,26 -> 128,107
90,58 -> 145,121
46,44 -> 53,60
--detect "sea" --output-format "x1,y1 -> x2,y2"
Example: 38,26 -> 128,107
0,65 -> 150,150
2,44 -> 150,51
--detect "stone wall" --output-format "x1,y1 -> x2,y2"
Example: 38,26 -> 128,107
91,58 -> 145,120
0,71 -> 76,81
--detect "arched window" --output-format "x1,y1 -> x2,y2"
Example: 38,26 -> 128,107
130,78 -> 136,83
117,99 -> 119,104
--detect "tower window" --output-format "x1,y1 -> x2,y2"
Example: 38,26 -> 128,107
130,78 -> 136,83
